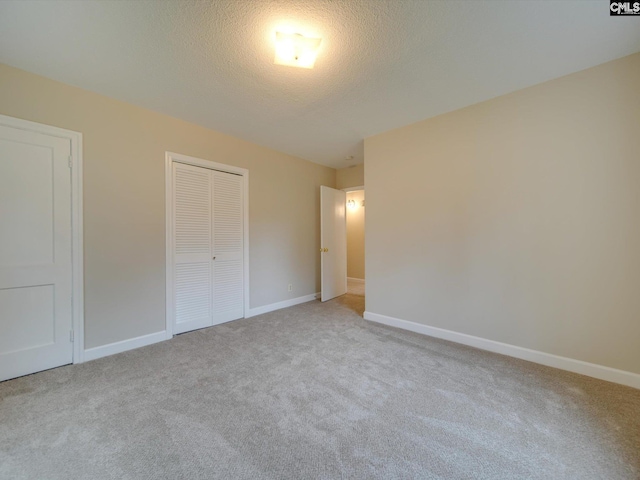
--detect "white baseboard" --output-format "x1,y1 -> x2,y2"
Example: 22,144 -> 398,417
246,292 -> 320,318
363,311 -> 640,390
84,331 -> 170,362
84,293 -> 322,361
347,277 -> 365,284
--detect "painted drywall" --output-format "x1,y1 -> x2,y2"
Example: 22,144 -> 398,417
346,191 -> 365,280
336,164 -> 364,189
365,53 -> 640,375
0,63 -> 335,349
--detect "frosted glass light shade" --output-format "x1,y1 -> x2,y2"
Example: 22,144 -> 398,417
274,32 -> 321,69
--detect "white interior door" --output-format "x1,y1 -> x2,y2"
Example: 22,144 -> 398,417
173,163 -> 213,334
211,170 -> 244,324
0,125 -> 73,382
172,162 -> 244,334
320,186 -> 347,302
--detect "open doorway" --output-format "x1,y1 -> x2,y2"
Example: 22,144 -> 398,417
344,188 -> 364,297
319,185 -> 364,303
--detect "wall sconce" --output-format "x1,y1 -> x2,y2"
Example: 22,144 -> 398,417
274,31 -> 322,69
347,199 -> 357,209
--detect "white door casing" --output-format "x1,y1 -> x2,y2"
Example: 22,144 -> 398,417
320,185 -> 347,302
166,152 -> 249,336
0,116 -> 83,381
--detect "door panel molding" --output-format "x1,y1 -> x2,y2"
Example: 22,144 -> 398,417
0,114 -> 84,365
165,152 -> 249,337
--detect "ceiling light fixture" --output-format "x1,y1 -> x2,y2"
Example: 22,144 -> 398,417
274,31 -> 322,69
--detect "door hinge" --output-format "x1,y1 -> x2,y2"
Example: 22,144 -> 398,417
68,155 -> 73,169
70,330 -> 74,342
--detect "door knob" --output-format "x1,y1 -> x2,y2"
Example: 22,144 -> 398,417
324,248 -> 329,252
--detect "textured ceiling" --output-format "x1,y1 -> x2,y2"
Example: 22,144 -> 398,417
1,0 -> 639,168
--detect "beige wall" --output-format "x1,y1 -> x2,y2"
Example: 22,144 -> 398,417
336,163 -> 364,189
365,53 -> 640,375
346,190 -> 365,279
0,63 -> 335,349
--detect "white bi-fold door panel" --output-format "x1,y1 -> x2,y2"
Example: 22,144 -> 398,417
173,163 -> 213,334
172,162 -> 244,334
0,125 -> 73,382
211,171 -> 244,323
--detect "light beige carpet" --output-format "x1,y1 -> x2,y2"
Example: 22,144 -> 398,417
347,278 -> 365,296
1,294 -> 638,479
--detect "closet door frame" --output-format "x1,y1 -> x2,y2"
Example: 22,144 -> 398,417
165,151 -> 249,337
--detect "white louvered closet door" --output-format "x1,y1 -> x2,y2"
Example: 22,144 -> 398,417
211,170 -> 244,324
173,162 -> 244,334
173,163 -> 213,334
